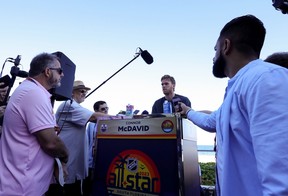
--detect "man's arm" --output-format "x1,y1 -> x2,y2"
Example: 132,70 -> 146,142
179,102 -> 216,132
89,112 -> 112,123
34,128 -> 69,163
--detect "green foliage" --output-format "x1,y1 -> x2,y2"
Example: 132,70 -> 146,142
199,162 -> 216,186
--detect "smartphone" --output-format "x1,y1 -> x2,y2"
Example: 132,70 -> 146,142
0,75 -> 11,88
172,97 -> 182,112
133,110 -> 140,115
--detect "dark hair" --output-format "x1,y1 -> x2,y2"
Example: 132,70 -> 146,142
28,52 -> 60,77
219,15 -> 266,57
265,52 -> 288,69
161,74 -> 176,85
93,101 -> 107,111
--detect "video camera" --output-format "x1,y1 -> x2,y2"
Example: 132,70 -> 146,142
0,55 -> 28,126
0,55 -> 28,105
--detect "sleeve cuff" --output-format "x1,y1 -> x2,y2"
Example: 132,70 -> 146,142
186,108 -> 193,116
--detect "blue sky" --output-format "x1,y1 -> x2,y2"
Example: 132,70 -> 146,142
0,1 -> 287,144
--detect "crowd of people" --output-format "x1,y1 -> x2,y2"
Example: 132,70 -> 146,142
0,14 -> 288,196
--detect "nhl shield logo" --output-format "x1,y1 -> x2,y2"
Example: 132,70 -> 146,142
126,158 -> 138,172
100,124 -> 107,132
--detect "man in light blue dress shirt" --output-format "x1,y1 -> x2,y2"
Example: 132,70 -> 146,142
180,15 -> 288,196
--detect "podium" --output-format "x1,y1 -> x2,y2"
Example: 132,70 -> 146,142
92,114 -> 200,196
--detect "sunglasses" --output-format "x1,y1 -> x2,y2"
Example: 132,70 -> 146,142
79,89 -> 87,94
100,107 -> 109,111
49,67 -> 63,75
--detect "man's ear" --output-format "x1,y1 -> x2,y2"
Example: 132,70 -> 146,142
43,67 -> 50,77
223,38 -> 232,55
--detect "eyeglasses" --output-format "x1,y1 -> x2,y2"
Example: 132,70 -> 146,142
100,107 -> 109,111
79,90 -> 87,94
49,67 -> 63,75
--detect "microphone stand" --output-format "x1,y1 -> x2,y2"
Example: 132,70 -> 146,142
85,51 -> 141,99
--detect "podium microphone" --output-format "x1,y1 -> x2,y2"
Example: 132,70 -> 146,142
139,48 -> 154,64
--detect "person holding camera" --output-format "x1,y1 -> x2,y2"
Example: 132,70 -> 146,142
151,74 -> 191,114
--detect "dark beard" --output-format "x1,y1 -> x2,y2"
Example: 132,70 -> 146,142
212,52 -> 227,78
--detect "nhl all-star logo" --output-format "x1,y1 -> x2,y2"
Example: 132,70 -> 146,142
126,158 -> 138,172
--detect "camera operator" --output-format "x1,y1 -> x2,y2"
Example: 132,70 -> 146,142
0,83 -> 8,136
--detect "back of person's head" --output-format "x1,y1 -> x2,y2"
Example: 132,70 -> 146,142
93,100 -> 107,111
264,52 -> 288,69
161,75 -> 176,85
220,14 -> 266,57
29,53 -> 60,77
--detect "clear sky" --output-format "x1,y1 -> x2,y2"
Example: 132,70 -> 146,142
0,1 -> 287,145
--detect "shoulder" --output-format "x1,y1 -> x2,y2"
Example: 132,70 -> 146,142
175,94 -> 190,102
153,97 -> 165,105
174,94 -> 191,106
241,60 -> 288,86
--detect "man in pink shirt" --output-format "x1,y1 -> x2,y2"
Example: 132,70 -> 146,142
0,53 -> 69,196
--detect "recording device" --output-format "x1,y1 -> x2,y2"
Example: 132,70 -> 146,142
141,110 -> 149,115
172,97 -> 182,112
4,55 -> 28,78
13,55 -> 21,66
139,48 -> 154,65
272,0 -> 288,14
85,47 -> 154,99
0,55 -> 27,106
0,55 -> 28,127
133,110 -> 140,115
10,66 -> 28,78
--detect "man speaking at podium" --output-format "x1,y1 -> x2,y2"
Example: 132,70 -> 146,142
152,74 -> 191,114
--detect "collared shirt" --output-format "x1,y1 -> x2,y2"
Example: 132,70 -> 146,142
187,110 -> 216,133
56,99 -> 93,183
215,59 -> 288,196
0,78 -> 55,196
86,122 -> 97,168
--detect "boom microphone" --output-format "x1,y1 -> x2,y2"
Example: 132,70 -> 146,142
139,48 -> 154,64
86,47 -> 153,99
